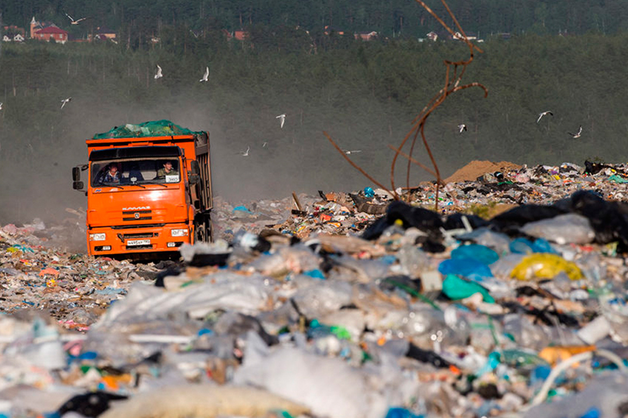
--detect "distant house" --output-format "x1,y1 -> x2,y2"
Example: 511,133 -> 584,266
86,27 -> 117,43
33,26 -> 68,44
426,31 -> 439,41
324,26 -> 345,36
233,30 -> 248,41
96,27 -> 117,41
355,31 -> 378,41
3,25 -> 25,42
222,29 -> 233,40
2,33 -> 25,42
452,31 -> 478,41
30,17 -> 67,43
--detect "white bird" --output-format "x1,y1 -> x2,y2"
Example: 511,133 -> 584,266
458,124 -> 467,133
262,142 -> 268,148
240,146 -> 250,157
568,125 -> 583,139
200,67 -> 209,82
276,114 -> 286,128
154,65 -> 163,80
65,13 -> 88,25
60,97 -> 72,109
344,150 -> 362,155
537,110 -> 553,123
0,103 -> 3,110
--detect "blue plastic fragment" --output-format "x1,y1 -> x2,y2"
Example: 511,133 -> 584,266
385,407 -> 424,418
451,244 -> 499,265
303,269 -> 326,280
233,205 -> 252,213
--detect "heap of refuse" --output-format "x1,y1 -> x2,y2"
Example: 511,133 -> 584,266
2,160 -> 628,418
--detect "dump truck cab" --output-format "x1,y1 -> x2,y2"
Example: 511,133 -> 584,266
72,121 -> 212,257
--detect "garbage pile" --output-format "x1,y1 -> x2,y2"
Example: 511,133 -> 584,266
2,160 -> 628,418
0,220 -> 163,331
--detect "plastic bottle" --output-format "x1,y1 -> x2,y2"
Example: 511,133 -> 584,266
396,245 -> 430,278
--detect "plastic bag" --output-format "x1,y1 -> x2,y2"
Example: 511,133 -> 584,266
520,213 -> 595,245
510,253 -> 583,281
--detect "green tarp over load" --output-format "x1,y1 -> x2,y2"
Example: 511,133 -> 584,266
92,120 -> 202,139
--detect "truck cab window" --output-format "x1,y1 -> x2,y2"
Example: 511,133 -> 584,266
91,159 -> 181,187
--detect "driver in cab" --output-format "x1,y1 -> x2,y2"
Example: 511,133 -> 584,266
157,161 -> 178,179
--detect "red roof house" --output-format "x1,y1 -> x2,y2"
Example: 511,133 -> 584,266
33,26 -> 68,44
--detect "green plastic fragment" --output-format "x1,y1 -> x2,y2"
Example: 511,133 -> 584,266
442,274 -> 495,303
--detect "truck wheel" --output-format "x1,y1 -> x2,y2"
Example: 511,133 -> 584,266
195,224 -> 207,243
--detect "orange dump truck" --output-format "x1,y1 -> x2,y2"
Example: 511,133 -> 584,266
71,120 -> 212,256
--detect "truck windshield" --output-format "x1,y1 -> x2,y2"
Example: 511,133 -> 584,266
91,158 -> 181,187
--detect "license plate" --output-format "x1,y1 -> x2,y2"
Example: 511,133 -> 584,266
127,239 -> 151,246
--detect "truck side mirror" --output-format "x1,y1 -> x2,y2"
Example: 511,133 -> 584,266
72,167 -> 81,181
190,161 -> 200,175
189,174 -> 200,185
73,181 -> 84,190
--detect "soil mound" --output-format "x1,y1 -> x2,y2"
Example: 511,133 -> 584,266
445,160 -> 522,183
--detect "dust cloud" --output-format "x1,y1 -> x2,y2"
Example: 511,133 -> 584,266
0,88 -> 442,239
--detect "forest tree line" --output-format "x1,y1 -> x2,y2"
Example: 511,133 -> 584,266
0,31 -> 627,223
3,0 -> 628,44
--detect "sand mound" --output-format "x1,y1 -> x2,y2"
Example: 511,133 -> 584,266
445,160 -> 522,183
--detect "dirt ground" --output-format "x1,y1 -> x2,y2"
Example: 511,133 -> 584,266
445,160 -> 522,183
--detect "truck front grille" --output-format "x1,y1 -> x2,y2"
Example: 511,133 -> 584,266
117,232 -> 159,240
122,209 -> 153,221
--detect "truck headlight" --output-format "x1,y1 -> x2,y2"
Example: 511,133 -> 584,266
171,229 -> 188,237
89,233 -> 106,241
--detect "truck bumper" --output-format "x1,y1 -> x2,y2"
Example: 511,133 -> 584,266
87,223 -> 192,256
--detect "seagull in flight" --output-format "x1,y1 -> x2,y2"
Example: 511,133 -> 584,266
458,124 -> 467,134
344,150 -> 362,155
568,125 -> 583,139
262,142 -> 268,148
537,111 -> 553,123
276,114 -> 286,128
154,65 -> 163,80
60,97 -> 72,109
65,13 -> 89,25
239,146 -> 250,157
200,67 -> 209,82
0,103 -> 3,111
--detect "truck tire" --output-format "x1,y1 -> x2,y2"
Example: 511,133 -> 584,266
195,223 -> 207,243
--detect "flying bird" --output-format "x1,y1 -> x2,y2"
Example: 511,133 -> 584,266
458,124 -> 467,134
200,67 -> 209,82
262,142 -> 268,148
0,103 -> 3,111
154,65 -> 163,80
568,125 -> 583,139
276,114 -> 286,128
60,97 -> 72,109
240,146 -> 250,157
537,111 -> 553,123
65,13 -> 88,25
344,150 -> 362,155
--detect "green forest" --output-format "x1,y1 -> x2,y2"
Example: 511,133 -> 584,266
4,0 -> 628,40
2,15 -> 628,224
